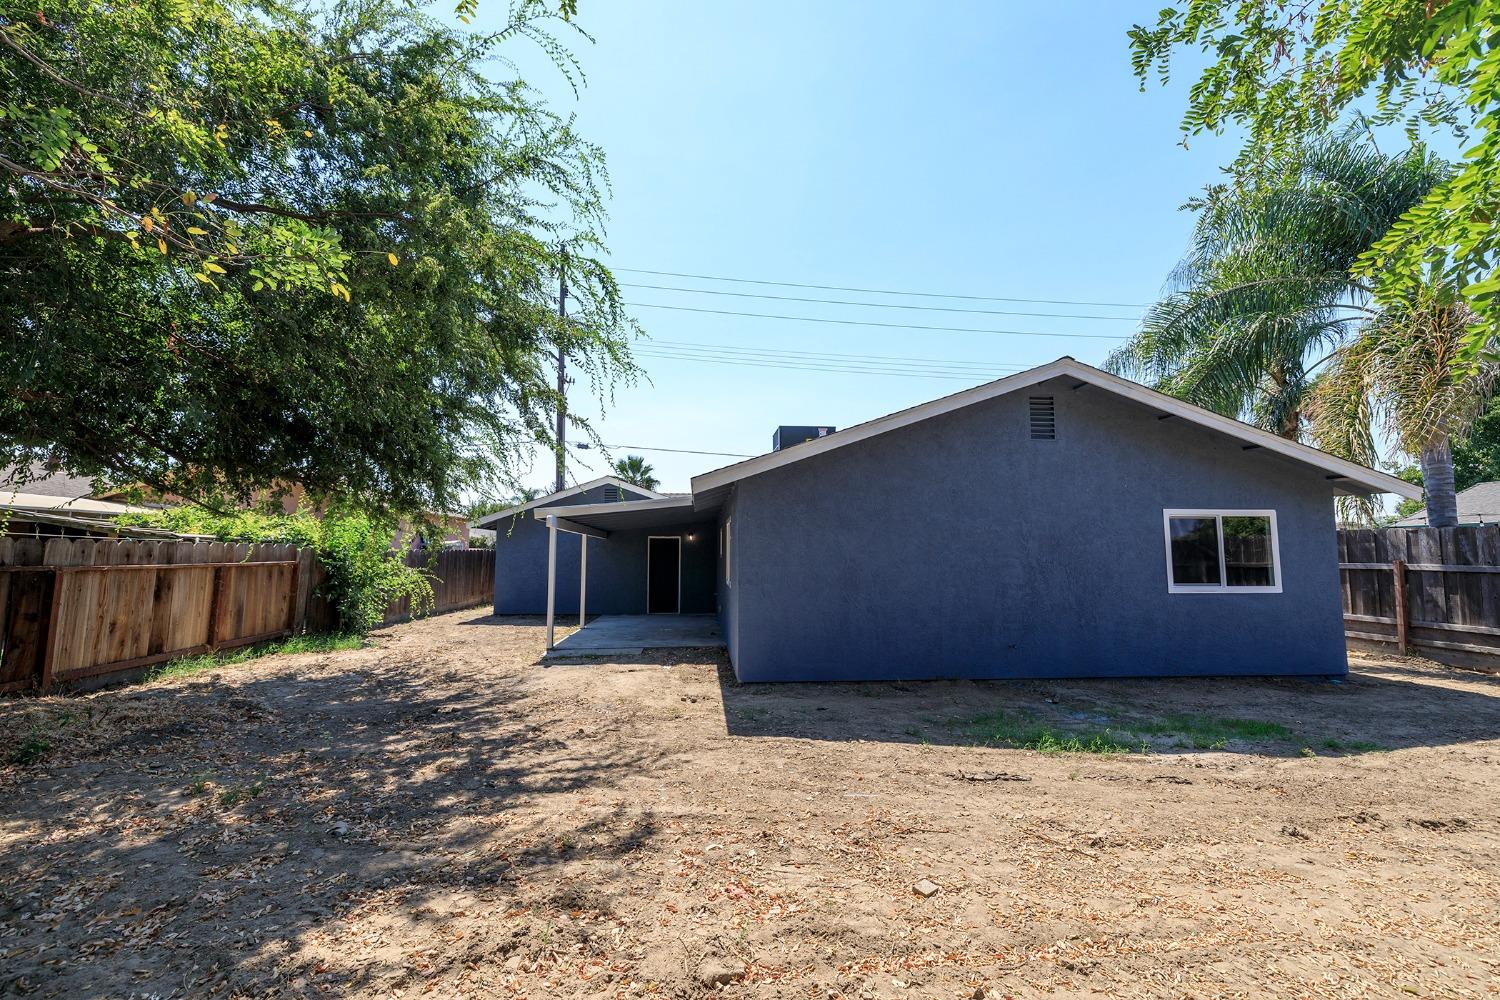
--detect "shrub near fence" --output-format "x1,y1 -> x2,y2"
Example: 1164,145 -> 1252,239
1338,525 -> 1500,659
381,548 -> 493,624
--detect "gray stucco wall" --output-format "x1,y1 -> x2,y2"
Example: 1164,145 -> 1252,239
727,376 -> 1349,682
492,485 -> 717,615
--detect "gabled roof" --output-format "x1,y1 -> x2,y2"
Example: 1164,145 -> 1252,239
471,475 -> 665,528
1394,480 -> 1500,526
690,357 -> 1420,499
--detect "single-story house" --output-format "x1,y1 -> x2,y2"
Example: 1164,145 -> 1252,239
1393,481 -> 1500,526
491,358 -> 1418,681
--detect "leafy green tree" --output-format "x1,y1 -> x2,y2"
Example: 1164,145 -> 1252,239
466,486 -> 542,521
612,454 -> 659,491
1130,1 -> 1500,357
1,0 -> 635,517
1453,398 -> 1500,489
1107,131 -> 1446,438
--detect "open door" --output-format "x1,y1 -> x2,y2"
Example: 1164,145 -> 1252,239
647,536 -> 681,614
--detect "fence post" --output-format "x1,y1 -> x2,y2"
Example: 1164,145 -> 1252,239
207,565 -> 226,649
1392,559 -> 1409,655
38,569 -> 62,692
286,557 -> 301,635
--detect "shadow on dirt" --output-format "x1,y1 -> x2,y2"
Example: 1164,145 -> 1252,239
0,651 -> 666,998
715,656 -> 1500,757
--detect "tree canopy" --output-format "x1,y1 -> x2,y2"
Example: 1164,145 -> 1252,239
0,0 -> 635,516
1130,1 -> 1500,358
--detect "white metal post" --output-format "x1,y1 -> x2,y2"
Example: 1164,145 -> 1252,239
545,515 -> 557,649
579,534 -> 588,627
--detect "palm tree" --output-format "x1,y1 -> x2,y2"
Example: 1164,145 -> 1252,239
612,455 -> 659,491
1107,130 -> 1447,439
1106,129 -> 1497,525
1309,294 -> 1496,526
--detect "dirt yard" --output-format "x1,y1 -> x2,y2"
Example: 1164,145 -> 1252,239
3,612 -> 1499,1000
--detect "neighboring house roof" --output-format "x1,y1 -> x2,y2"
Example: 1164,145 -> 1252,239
1,465 -> 102,500
471,475 -> 665,528
0,491 -> 148,517
1393,481 -> 1500,526
690,357 -> 1419,500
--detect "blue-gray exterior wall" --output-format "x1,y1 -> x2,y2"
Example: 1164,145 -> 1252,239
726,376 -> 1349,682
715,488 -> 740,663
492,486 -> 717,614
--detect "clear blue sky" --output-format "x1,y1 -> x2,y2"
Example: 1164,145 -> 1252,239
484,1 -> 1239,494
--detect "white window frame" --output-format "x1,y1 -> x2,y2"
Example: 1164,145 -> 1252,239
723,517 -> 732,587
1162,509 -> 1282,594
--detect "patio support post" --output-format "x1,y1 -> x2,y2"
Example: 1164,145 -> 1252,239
545,515 -> 557,650
579,534 -> 588,627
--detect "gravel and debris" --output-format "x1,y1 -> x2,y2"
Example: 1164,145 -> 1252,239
2,611 -> 1499,998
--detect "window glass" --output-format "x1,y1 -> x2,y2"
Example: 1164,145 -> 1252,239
1169,516 -> 1221,586
1222,515 -> 1274,587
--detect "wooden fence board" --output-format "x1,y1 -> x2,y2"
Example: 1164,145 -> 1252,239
0,538 -> 311,691
1340,525 -> 1500,660
0,537 -> 490,692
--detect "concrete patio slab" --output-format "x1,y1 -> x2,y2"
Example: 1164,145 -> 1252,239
544,614 -> 724,659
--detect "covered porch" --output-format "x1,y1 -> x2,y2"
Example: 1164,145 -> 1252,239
538,495 -> 723,653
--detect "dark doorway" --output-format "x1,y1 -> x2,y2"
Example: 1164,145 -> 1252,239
647,536 -> 681,614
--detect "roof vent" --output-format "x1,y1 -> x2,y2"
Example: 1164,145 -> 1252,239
1028,396 -> 1056,440
602,484 -> 622,502
773,425 -> 836,451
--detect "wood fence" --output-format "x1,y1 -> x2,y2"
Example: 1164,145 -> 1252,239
381,548 -> 494,624
0,537 -> 320,693
1338,525 -> 1500,659
0,537 -> 494,693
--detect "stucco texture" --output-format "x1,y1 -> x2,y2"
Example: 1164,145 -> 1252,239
720,375 -> 1349,682
492,484 -> 717,615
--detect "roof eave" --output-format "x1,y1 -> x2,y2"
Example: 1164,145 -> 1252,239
473,476 -> 667,527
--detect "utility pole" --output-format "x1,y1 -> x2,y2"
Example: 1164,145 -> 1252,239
554,257 -> 568,494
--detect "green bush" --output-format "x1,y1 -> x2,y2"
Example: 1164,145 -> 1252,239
118,506 -> 433,634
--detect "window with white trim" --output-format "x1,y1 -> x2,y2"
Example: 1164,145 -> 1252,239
724,517 -> 732,586
1163,509 -> 1281,593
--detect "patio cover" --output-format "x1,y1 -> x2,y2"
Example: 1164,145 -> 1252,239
532,495 -> 723,649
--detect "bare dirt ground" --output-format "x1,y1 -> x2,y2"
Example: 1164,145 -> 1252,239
3,611 -> 1500,1000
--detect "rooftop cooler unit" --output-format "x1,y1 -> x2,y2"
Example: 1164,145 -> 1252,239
772,425 -> 836,452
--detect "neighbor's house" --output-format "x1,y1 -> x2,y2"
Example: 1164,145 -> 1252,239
491,358 -> 1418,681
1393,481 -> 1500,527
0,466 -> 157,538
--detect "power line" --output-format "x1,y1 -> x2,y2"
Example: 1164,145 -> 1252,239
634,349 -> 1011,381
590,443 -> 756,458
624,302 -> 1131,340
621,282 -> 1139,321
614,267 -> 1150,309
650,338 -> 1029,367
639,345 -> 1019,376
